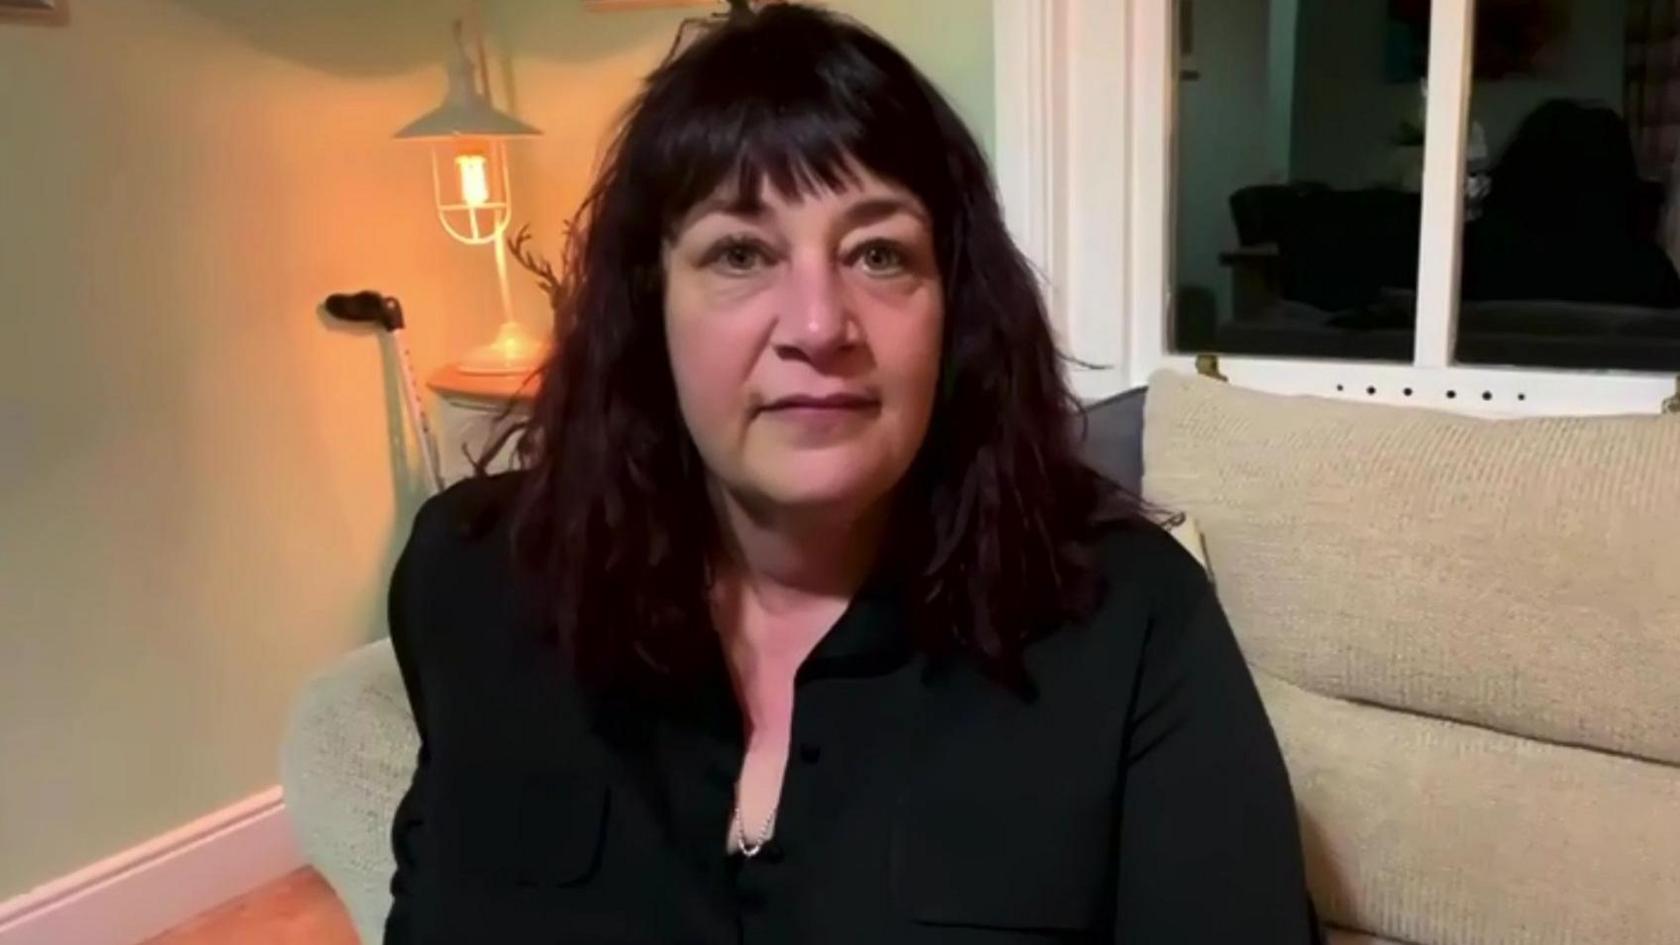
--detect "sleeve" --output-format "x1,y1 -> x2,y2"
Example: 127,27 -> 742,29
1112,561 -> 1323,943
383,504 -> 436,945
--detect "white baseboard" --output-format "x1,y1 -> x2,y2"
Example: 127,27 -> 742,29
0,787 -> 303,945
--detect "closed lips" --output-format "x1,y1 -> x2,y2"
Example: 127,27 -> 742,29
760,393 -> 879,412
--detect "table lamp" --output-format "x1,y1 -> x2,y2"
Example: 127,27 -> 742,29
397,19 -> 546,375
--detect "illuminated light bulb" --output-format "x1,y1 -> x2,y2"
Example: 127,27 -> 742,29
455,152 -> 491,207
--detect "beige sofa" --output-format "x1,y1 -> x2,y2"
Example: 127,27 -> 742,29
1143,372 -> 1680,944
281,372 -> 1680,944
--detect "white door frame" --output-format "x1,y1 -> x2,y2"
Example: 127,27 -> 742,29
992,0 -> 1131,401
992,0 -> 1680,416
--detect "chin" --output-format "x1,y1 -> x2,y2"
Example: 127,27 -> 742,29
754,456 -> 899,512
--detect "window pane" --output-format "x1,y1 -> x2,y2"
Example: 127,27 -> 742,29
1171,0 -> 1430,362
1454,0 -> 1680,371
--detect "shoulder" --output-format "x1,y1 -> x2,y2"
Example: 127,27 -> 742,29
387,472 -> 589,753
1084,518 -> 1247,706
1065,516 -> 1225,674
1090,517 -> 1213,618
389,471 -> 537,665
401,470 -> 529,570
1024,520 -> 1224,725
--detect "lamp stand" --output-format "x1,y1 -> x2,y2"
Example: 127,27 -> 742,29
457,231 -> 549,375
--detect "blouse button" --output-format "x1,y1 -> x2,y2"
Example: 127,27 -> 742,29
797,742 -> 822,764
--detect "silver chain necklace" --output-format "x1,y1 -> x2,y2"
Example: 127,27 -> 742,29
732,798 -> 778,858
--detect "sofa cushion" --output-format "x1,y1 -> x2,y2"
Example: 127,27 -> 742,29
1261,670 -> 1680,945
1326,932 -> 1409,945
1141,370 -> 1680,766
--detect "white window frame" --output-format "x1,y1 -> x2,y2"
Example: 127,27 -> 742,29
993,0 -> 1680,416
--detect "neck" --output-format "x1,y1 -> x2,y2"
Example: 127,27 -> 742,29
711,485 -> 889,606
708,485 -> 889,731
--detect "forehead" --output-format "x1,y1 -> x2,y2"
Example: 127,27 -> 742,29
672,162 -> 928,233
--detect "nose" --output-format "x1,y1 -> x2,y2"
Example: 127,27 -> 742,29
771,255 -> 856,366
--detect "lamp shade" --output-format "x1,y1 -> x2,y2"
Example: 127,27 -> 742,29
395,48 -> 540,141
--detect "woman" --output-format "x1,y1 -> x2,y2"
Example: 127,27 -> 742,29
1463,98 -> 1680,309
384,5 -> 1318,942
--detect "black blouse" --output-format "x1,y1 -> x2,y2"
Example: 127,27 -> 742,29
384,473 -> 1319,944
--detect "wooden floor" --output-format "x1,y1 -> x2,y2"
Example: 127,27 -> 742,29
140,869 -> 358,945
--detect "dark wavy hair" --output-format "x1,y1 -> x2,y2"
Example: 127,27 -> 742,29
495,2 -> 1136,697
1485,99 -> 1645,234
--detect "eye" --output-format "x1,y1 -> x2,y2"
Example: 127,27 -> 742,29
851,240 -> 909,276
703,237 -> 773,275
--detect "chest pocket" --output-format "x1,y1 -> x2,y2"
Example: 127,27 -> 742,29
430,763 -> 609,888
893,781 -> 1113,934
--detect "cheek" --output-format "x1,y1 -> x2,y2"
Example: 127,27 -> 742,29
664,274 -> 768,451
867,286 -> 944,420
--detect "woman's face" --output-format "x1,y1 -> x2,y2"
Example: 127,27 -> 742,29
663,167 -> 944,517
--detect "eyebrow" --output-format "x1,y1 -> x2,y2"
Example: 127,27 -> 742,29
838,196 -> 929,231
673,193 -> 929,239
672,192 -> 767,237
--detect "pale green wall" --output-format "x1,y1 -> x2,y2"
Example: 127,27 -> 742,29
836,0 -> 994,152
1175,0 -> 1274,323
1289,0 -> 1418,188
0,0 -> 991,902
1292,0 -> 1627,188
1266,0 -> 1300,178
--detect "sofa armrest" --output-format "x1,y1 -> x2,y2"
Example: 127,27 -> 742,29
279,639 -> 416,945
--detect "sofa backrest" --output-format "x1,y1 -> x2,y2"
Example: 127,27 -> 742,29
1075,387 -> 1147,494
1140,370 -> 1680,945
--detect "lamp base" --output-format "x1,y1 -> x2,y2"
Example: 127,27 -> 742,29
456,320 -> 550,375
